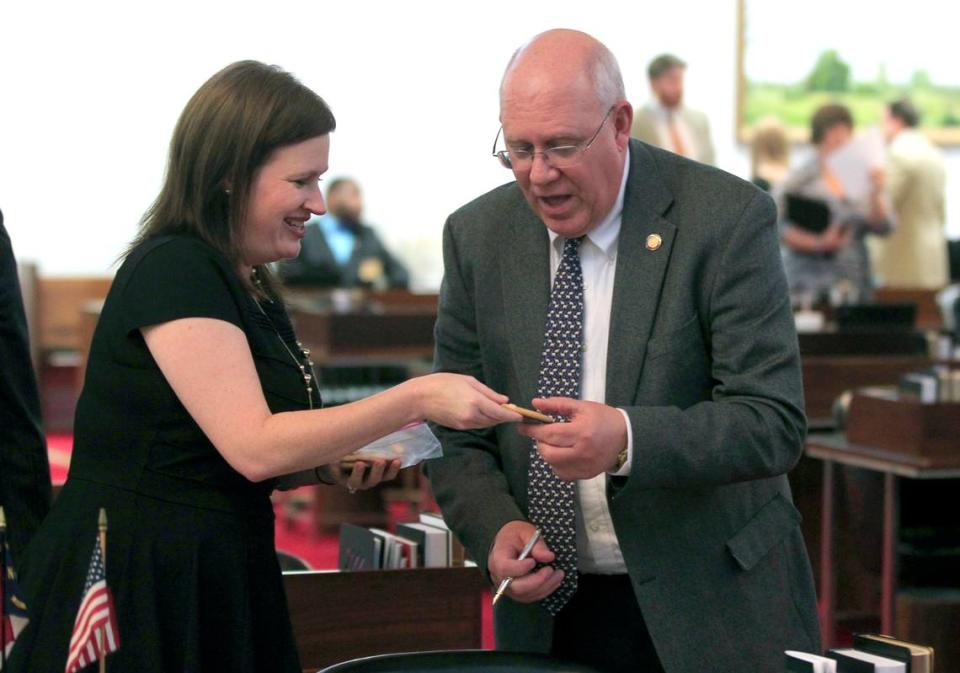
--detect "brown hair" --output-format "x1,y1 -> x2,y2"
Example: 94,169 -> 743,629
810,103 -> 852,145
750,117 -> 789,175
888,98 -> 920,128
647,53 -> 685,80
128,60 -> 336,292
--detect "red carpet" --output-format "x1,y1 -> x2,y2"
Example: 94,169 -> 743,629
47,432 -> 72,485
46,434 -> 495,649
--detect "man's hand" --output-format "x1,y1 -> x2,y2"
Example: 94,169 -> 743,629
488,520 -> 563,604
517,398 -> 626,480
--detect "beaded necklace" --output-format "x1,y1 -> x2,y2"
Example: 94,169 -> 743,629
251,269 -> 317,409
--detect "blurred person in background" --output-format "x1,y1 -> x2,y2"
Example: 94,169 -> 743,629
279,177 -> 409,290
750,117 -> 791,193
869,98 -> 947,289
776,103 -> 892,304
631,53 -> 715,165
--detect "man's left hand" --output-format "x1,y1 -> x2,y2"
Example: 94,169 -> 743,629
517,398 -> 627,481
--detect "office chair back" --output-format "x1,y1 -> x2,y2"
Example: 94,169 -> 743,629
317,650 -> 602,673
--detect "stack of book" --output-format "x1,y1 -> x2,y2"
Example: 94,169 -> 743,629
786,634 -> 934,672
338,511 -> 467,571
899,368 -> 960,404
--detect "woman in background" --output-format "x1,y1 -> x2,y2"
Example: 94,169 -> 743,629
776,103 -> 892,304
749,116 -> 790,193
9,60 -> 520,672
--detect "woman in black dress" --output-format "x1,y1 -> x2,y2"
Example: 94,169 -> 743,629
9,61 -> 521,672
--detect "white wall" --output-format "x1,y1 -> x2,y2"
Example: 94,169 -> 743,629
1,0 -> 956,289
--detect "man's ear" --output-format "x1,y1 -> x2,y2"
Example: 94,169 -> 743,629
613,102 -> 634,147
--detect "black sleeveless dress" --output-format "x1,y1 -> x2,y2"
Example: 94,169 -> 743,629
9,234 -> 317,672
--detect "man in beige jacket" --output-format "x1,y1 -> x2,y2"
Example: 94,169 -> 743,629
631,54 -> 715,165
870,99 -> 948,288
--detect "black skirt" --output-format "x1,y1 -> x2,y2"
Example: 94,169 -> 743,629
8,476 -> 301,673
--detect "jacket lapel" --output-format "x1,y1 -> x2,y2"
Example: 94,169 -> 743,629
606,141 -> 677,406
499,199 -> 551,406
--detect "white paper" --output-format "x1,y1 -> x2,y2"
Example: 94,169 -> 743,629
825,129 -> 885,202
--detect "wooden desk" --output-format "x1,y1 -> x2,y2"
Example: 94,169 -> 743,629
805,433 -> 960,649
291,308 -> 437,362
283,567 -> 487,672
798,329 -> 928,358
874,288 -> 943,330
797,329 -> 930,427
801,356 -> 931,426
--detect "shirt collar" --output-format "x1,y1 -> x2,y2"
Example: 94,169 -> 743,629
320,214 -> 354,235
649,98 -> 685,121
549,148 -> 630,260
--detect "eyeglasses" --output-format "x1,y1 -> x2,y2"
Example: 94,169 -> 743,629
492,107 -> 615,170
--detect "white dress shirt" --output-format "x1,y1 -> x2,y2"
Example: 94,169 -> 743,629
546,150 -> 632,574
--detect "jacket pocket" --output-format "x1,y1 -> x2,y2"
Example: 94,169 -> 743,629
726,493 -> 802,571
646,312 -> 703,360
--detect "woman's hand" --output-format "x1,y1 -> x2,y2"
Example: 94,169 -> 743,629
321,457 -> 402,493
818,221 -> 853,253
410,373 -> 522,430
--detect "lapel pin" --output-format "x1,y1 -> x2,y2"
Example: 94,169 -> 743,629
645,233 -> 663,251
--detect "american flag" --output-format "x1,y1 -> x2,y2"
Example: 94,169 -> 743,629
2,538 -> 29,661
64,537 -> 119,673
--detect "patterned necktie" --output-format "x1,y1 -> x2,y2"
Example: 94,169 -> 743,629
528,236 -> 583,615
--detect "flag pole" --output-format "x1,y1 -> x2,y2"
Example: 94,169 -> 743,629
98,508 -> 107,673
1,506 -> 7,670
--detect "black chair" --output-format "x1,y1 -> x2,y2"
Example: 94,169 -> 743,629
317,650 -> 603,673
948,239 -> 960,283
276,550 -> 311,571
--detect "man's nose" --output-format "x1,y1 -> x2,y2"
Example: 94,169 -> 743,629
528,152 -> 558,185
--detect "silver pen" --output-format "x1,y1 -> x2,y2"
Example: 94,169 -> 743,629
491,528 -> 542,605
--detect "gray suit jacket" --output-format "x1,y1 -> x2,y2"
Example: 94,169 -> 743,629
427,140 -> 819,673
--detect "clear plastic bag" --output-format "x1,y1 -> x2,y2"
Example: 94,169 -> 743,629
342,422 -> 442,469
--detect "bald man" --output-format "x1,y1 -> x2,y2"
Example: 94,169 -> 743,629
426,30 -> 819,673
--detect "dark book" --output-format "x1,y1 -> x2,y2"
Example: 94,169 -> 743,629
369,528 -> 418,569
898,371 -> 939,404
829,648 -> 906,672
338,523 -> 381,571
396,522 -> 450,568
853,634 -> 935,673
785,193 -> 831,234
419,512 -> 467,565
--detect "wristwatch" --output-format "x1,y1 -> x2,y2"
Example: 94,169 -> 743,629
613,447 -> 628,472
